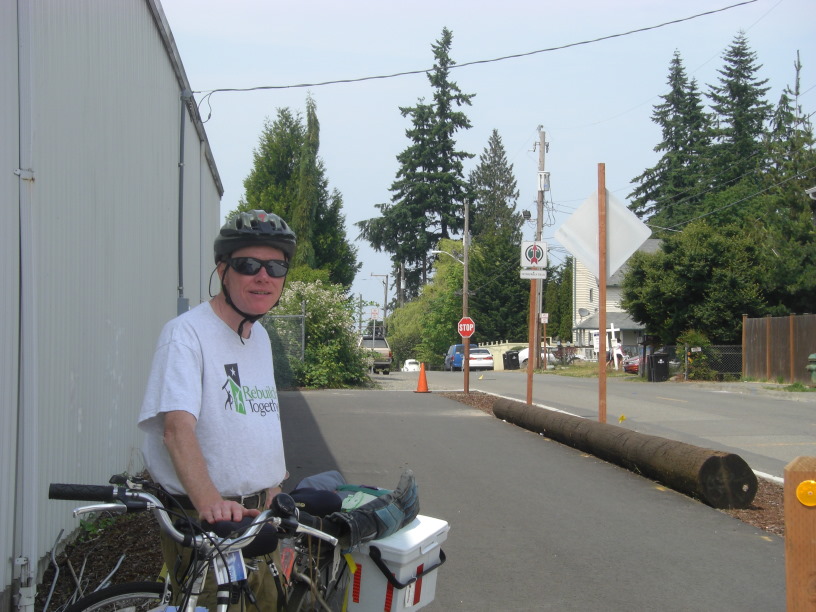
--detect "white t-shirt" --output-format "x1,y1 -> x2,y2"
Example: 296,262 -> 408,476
138,302 -> 286,496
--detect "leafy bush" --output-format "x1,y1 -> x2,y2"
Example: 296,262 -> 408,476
676,330 -> 719,380
277,281 -> 369,388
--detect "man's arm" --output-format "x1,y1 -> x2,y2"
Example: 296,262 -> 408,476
163,410 -> 259,523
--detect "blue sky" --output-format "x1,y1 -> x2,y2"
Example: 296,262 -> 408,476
160,0 -> 814,312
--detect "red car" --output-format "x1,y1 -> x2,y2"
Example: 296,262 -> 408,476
623,356 -> 640,374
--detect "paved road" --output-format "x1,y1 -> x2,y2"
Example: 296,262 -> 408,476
280,384 -> 786,611
381,369 -> 816,480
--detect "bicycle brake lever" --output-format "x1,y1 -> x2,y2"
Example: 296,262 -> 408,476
73,503 -> 127,518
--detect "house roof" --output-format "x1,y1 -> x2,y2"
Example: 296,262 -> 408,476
608,238 -> 662,284
574,311 -> 645,331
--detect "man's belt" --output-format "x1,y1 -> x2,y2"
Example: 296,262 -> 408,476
163,489 -> 268,511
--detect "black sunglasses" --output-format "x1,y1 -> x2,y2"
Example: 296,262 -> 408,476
226,257 -> 289,278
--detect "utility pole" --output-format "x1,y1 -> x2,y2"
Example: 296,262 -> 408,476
533,127 -> 547,369
463,198 -> 471,394
370,274 -> 389,336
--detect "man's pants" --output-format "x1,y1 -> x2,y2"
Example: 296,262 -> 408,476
159,530 -> 281,610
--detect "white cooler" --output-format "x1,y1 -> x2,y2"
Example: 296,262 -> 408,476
346,515 -> 449,611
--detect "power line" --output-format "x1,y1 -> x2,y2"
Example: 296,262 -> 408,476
657,164 -> 816,231
195,0 -> 758,105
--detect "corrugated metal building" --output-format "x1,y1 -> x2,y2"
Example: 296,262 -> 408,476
2,2 -> 222,608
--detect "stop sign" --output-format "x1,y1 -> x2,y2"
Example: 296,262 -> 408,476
458,317 -> 475,338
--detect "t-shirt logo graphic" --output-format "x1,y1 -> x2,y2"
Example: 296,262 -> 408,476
222,363 -> 247,415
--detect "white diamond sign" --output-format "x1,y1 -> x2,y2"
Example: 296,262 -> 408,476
554,190 -> 651,280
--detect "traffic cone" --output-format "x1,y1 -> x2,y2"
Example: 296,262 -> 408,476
415,363 -> 430,393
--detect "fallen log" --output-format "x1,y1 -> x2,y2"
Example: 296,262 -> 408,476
493,398 -> 757,509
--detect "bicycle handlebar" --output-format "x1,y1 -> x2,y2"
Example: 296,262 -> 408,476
48,483 -> 119,502
48,481 -> 339,554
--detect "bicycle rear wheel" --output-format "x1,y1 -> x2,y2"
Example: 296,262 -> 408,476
63,581 -> 169,612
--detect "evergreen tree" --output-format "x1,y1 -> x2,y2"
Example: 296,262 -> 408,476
357,27 -> 474,298
621,222 -> 767,343
469,129 -> 523,242
292,95 -> 320,267
757,53 -> 816,314
468,236 -> 529,342
465,129 -> 527,341
556,260 -> 573,341
707,32 -> 773,189
236,99 -> 360,287
241,109 -> 303,219
540,259 -> 573,343
629,51 -> 711,228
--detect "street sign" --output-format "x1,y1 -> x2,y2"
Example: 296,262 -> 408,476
520,269 -> 547,279
458,317 -> 475,338
370,308 -> 380,320
521,241 -> 547,268
554,190 -> 650,280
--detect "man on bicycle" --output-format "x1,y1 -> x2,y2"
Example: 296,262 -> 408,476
138,210 -> 419,610
139,210 -> 296,609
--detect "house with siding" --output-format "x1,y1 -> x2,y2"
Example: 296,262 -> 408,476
2,2 -> 221,609
571,239 -> 662,356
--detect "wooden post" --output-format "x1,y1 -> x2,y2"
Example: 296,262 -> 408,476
784,456 -> 816,610
766,315 -> 772,381
526,279 -> 537,405
790,314 -> 796,383
598,164 -> 607,424
741,314 -> 747,380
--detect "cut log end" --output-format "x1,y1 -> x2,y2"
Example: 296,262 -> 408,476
698,453 -> 758,509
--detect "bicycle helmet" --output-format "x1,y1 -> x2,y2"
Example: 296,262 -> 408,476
213,210 -> 297,341
214,210 -> 297,263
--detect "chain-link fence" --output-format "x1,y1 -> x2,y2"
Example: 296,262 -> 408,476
629,345 -> 742,381
261,313 -> 305,390
681,345 -> 742,381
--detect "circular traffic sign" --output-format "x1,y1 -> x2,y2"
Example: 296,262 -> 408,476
458,317 -> 475,338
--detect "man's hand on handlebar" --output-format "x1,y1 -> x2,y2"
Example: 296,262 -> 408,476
198,499 -> 260,524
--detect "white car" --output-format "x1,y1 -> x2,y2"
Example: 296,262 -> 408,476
402,359 -> 421,372
517,347 -> 557,368
468,348 -> 494,371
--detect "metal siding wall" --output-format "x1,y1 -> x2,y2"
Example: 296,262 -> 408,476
1,0 -> 21,602
10,0 -> 221,601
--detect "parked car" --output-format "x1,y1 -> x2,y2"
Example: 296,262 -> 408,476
517,347 -> 557,368
402,359 -> 421,372
623,356 -> 640,374
358,335 -> 392,375
468,348 -> 494,371
444,343 -> 479,371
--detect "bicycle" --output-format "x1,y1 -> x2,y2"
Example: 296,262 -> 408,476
48,474 -> 348,611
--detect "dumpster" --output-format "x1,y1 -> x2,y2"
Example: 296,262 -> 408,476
649,353 -> 669,382
503,350 -> 520,371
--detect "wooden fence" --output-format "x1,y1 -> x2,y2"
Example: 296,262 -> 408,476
742,314 -> 816,384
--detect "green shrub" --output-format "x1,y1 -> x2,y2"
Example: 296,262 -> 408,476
276,281 -> 369,388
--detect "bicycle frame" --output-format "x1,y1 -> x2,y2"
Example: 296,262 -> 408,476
52,480 -> 340,612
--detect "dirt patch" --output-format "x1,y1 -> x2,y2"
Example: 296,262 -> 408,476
440,390 -> 785,537
36,511 -> 163,611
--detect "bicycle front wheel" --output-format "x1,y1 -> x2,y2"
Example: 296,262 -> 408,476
63,581 -> 169,612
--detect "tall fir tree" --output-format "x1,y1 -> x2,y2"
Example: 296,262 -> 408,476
469,129 -> 522,243
237,99 -> 359,287
467,129 -> 527,341
707,32 -> 773,189
757,52 -> 816,314
357,27 -> 474,299
629,51 -> 711,228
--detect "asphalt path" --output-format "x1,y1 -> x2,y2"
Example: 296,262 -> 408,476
279,379 -> 787,611
410,369 -> 816,480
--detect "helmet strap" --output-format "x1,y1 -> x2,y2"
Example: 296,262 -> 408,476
219,267 -> 264,344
